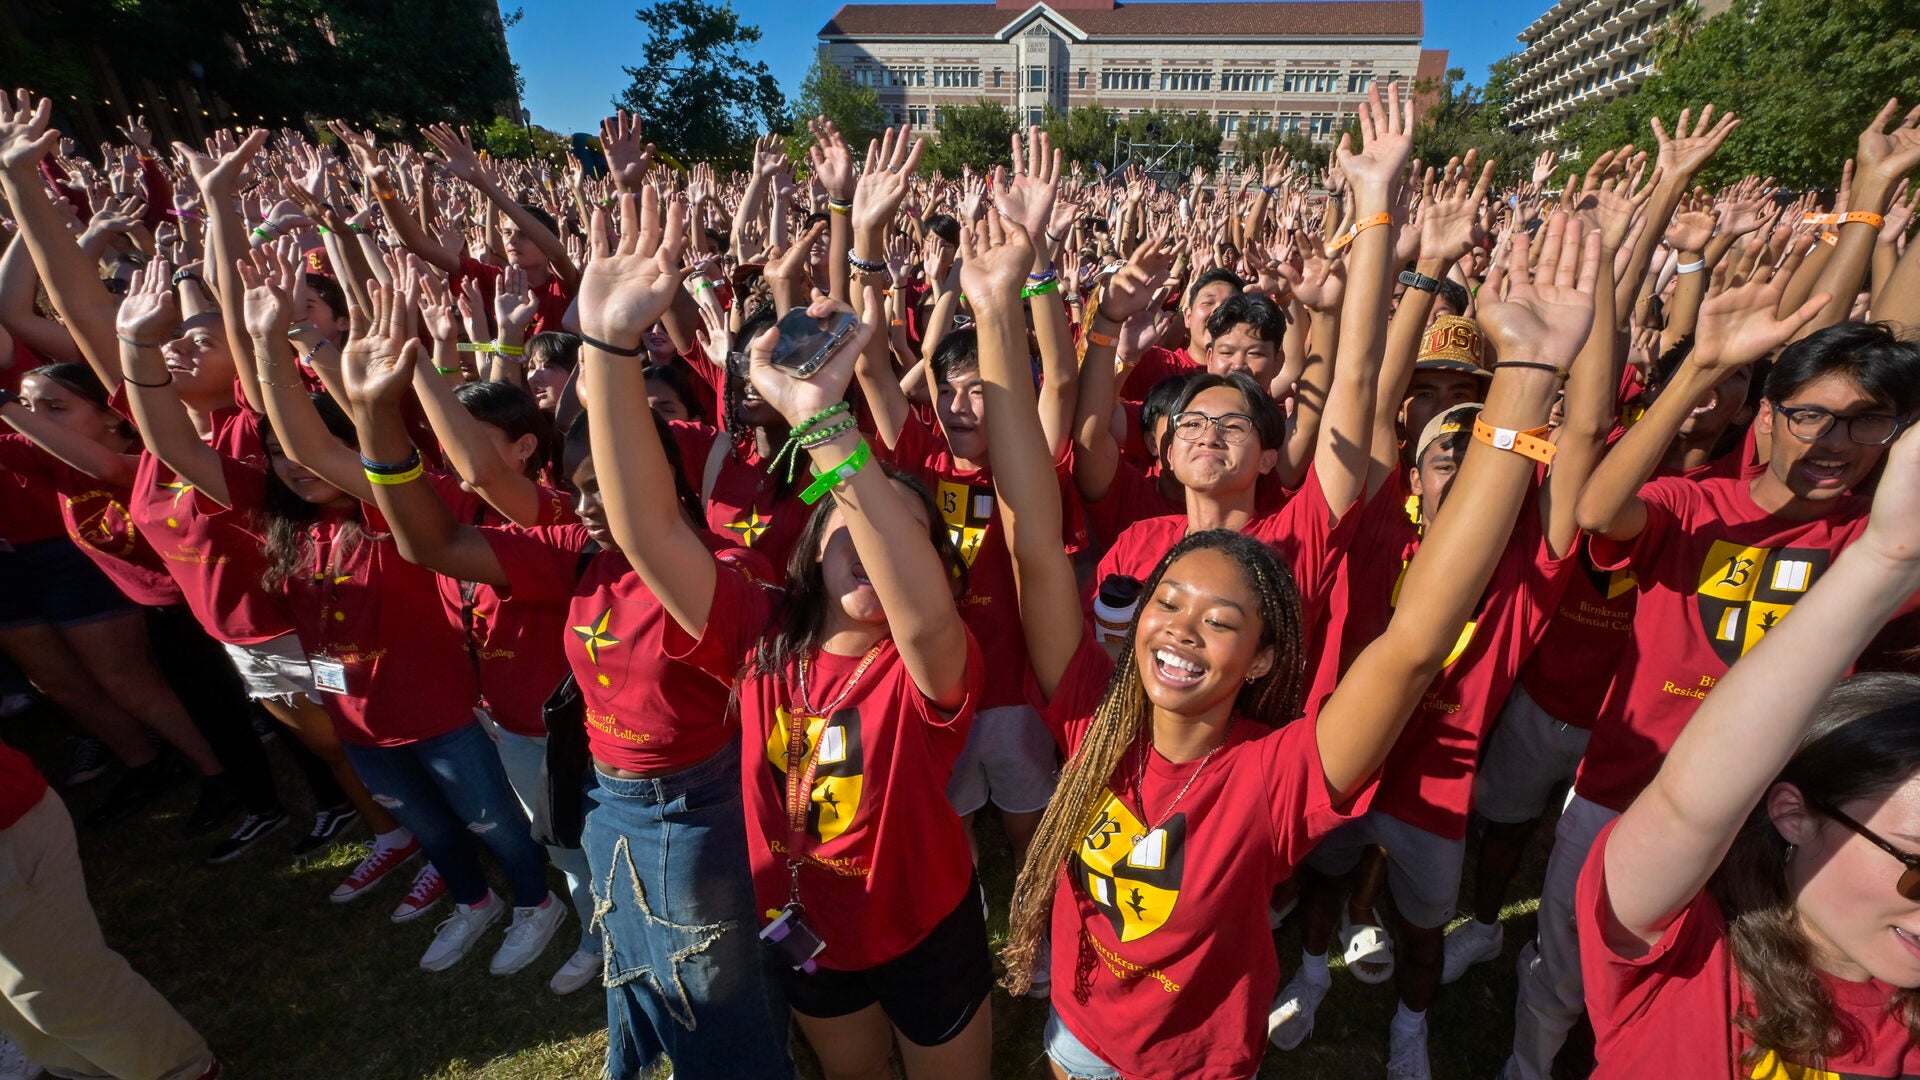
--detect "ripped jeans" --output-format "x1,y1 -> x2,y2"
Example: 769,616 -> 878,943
342,722 -> 551,908
583,739 -> 794,1080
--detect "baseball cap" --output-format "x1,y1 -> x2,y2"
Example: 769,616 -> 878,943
1416,314 -> 1489,377
1416,402 -> 1484,462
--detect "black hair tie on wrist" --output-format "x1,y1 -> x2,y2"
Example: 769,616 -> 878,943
1494,361 -> 1570,380
579,333 -> 644,357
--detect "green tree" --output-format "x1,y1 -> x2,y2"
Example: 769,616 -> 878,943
1041,104 -> 1119,176
921,100 -> 1017,175
1551,0 -> 1920,188
1412,62 -> 1536,185
1118,109 -> 1223,174
615,0 -> 787,167
786,55 -> 887,164
1234,125 -> 1331,173
476,117 -> 575,164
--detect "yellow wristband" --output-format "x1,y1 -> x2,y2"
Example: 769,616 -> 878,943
364,463 -> 424,486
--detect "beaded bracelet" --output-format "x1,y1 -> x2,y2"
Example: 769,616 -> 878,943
797,417 -> 859,449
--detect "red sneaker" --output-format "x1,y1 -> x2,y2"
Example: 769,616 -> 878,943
390,861 -> 446,923
329,839 -> 421,903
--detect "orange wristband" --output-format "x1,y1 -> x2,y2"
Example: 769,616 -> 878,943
1473,417 -> 1556,465
1821,231 -> 1840,247
1842,211 -> 1886,230
1326,212 -> 1392,254
1802,212 -> 1841,225
1085,330 -> 1116,348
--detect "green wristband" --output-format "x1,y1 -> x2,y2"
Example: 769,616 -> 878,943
800,438 -> 871,505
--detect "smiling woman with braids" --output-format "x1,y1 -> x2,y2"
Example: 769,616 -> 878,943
972,202 -> 1602,1079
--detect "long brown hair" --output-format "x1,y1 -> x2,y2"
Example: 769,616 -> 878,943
1000,529 -> 1305,993
258,394 -> 365,592
1708,672 -> 1920,1068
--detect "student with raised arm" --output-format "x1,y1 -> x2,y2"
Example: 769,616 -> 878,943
980,190 -> 1599,1078
579,188 -> 990,1080
1582,420 -> 1920,1077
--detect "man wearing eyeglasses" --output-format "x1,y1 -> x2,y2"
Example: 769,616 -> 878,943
1504,320 -> 1920,1080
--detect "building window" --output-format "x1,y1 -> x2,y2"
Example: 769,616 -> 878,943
1347,72 -> 1373,94
1027,107 -> 1044,126
1099,69 -> 1150,91
1284,69 -> 1338,94
909,106 -> 930,126
1219,113 -> 1241,133
1222,71 -> 1273,93
1078,70 -> 1087,90
993,69 -> 1001,88
1160,69 -> 1211,92
933,68 -> 981,89
1029,67 -> 1045,90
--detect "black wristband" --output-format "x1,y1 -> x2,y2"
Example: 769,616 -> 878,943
122,372 -> 174,389
847,252 -> 886,274
1397,269 -> 1441,293
579,333 -> 644,357
1494,361 -> 1569,380
170,268 -> 203,286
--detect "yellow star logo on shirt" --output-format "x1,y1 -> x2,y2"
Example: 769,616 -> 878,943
160,480 -> 195,527
571,608 -> 620,664
723,506 -> 770,546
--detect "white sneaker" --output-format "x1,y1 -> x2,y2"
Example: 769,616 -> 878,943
0,1032 -> 40,1080
549,946 -> 602,995
1387,1015 -> 1433,1080
490,892 -> 567,976
1267,964 -> 1331,1050
420,890 -> 505,972
1441,918 -> 1504,984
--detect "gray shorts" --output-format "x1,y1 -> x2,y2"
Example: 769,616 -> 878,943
1473,683 -> 1591,826
1304,809 -> 1465,930
944,703 -> 1057,817
221,633 -> 318,704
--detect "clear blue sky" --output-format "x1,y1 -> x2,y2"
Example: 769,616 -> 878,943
506,0 -> 1548,136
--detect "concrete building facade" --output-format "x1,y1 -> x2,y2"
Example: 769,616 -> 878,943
817,0 -> 1446,158
1507,0 -> 1729,141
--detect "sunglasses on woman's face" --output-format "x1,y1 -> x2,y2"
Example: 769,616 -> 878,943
1813,801 -> 1920,902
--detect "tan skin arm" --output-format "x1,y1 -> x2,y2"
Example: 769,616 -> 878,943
114,259 -> 229,502
1318,213 -> 1601,801
1790,99 -> 1920,341
1069,233 -> 1175,503
0,231 -> 81,365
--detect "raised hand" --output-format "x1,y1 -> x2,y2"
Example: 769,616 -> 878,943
1285,233 -> 1346,313
1418,150 -> 1495,262
598,110 -> 654,192
115,114 -> 154,154
577,188 -> 690,350
1583,153 -> 1657,251
116,258 -> 181,344
0,90 -> 60,173
1262,146 -> 1292,191
494,266 -> 539,336
1095,227 -> 1175,321
340,275 -> 423,409
235,237 -> 301,341
177,127 -> 269,197
1851,98 -> 1920,206
1691,243 -> 1828,370
1650,105 -> 1740,185
959,171 -> 988,222
995,126 -> 1062,246
421,123 -> 486,185
1664,188 -> 1717,252
851,125 -> 925,233
1532,148 -> 1558,187
959,210 -> 1036,314
416,266 -> 461,343
806,117 -> 856,201
1476,211 -> 1602,365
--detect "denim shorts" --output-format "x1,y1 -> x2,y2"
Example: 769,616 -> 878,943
1044,1007 -> 1123,1080
221,633 -> 317,703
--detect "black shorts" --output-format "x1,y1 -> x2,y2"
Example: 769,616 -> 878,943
774,873 -> 993,1047
0,538 -> 136,630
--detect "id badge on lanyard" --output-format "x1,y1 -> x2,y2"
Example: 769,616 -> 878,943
760,705 -> 828,972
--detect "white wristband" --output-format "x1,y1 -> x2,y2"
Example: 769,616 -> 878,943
1675,259 -> 1706,275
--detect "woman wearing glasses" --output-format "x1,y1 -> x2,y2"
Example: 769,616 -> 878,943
1577,408 -> 1920,1076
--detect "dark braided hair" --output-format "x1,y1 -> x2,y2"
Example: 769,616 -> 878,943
1001,528 -> 1306,993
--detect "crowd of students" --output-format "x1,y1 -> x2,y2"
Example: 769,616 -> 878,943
0,76 -> 1918,1080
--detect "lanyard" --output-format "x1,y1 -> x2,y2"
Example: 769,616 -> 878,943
779,641 -> 885,907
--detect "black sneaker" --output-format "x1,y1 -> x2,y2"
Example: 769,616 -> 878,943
207,810 -> 289,865
183,775 -> 242,837
290,805 -> 360,858
84,759 -> 177,825
63,737 -> 110,788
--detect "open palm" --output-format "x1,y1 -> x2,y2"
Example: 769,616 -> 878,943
1477,212 -> 1600,365
577,189 -> 689,349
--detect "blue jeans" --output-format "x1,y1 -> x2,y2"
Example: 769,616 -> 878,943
342,721 -> 550,908
481,712 -> 601,955
583,739 -> 793,1080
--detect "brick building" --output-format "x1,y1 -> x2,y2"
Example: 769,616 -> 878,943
817,0 -> 1446,157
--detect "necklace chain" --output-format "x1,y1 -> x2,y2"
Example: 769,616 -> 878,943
1130,720 -> 1232,844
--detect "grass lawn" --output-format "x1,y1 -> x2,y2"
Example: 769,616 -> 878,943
8,704 -> 1582,1079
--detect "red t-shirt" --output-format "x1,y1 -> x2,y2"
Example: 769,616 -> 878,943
1123,346 -> 1200,400
0,742 -> 46,830
128,424 -> 294,646
1579,820 -> 1920,1079
1519,447 -> 1748,728
429,474 -> 576,738
0,444 -> 68,546
1078,453 -> 1181,555
449,256 -> 574,337
887,412 -> 1073,707
1038,630 -> 1364,1080
272,506 -> 480,746
1304,473 -> 1423,714
0,436 -> 180,606
1371,511 -> 1573,839
1090,467 -> 1352,635
484,523 -> 768,773
668,421 -> 812,582
667,562 -> 984,971
670,338 -> 724,425
1574,478 -> 1879,813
